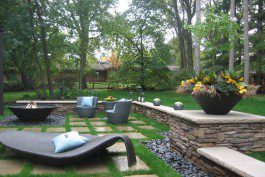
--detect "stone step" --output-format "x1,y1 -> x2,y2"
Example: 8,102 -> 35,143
198,147 -> 265,177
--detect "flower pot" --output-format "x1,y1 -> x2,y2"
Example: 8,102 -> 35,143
102,101 -> 116,111
193,93 -> 242,115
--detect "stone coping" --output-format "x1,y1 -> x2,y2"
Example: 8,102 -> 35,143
16,100 -> 103,104
133,101 -> 265,124
198,147 -> 265,177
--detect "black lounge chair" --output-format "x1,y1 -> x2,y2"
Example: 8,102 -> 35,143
0,131 -> 136,167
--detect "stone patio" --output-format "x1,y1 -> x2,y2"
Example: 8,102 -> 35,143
0,128 -> 17,131
94,126 -> 113,132
0,160 -> 24,175
23,127 -> 42,132
71,127 -> 89,132
116,125 -> 136,131
124,132 -> 146,139
112,156 -> 150,172
46,127 -> 65,133
70,121 -> 87,126
138,125 -> 155,130
90,121 -> 107,126
69,117 -> 84,121
130,120 -> 146,125
75,158 -> 109,174
107,142 -> 127,153
125,175 -> 158,177
32,164 -> 66,174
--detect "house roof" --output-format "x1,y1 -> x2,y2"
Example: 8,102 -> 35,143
91,62 -> 112,71
167,65 -> 180,71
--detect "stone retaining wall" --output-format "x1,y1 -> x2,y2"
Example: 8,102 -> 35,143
132,101 -> 265,176
131,103 -> 170,125
16,101 -> 105,115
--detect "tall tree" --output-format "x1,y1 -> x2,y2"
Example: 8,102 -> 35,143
27,0 -> 47,99
52,0 -> 115,90
229,0 -> 236,72
194,0 -> 201,75
0,27 -> 3,115
35,0 -> 54,97
243,0 -> 250,84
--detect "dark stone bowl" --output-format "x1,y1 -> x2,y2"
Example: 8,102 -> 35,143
7,105 -> 56,122
193,93 -> 242,115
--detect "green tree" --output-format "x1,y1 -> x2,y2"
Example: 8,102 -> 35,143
50,0 -> 116,90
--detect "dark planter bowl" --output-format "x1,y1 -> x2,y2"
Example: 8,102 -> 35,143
193,93 -> 242,115
102,101 -> 116,111
7,105 -> 56,122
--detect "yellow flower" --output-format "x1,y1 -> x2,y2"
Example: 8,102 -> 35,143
239,77 -> 244,82
188,78 -> 195,83
239,89 -> 247,94
181,81 -> 186,87
236,83 -> 244,90
203,77 -> 210,82
197,81 -> 202,85
227,78 -> 236,84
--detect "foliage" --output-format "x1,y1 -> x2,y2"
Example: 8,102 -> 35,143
187,7 -> 242,70
3,81 -> 23,92
177,71 -> 258,98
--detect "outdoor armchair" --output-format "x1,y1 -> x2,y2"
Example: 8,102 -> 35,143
76,96 -> 98,118
106,100 -> 132,124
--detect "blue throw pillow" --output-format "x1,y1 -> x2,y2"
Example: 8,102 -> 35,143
51,131 -> 89,153
81,97 -> 94,107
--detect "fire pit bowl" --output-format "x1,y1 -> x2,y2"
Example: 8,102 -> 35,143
7,105 -> 56,122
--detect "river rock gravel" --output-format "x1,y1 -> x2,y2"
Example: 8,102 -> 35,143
0,114 -> 65,127
143,132 -> 211,177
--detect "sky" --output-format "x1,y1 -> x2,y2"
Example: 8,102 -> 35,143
116,0 -> 131,13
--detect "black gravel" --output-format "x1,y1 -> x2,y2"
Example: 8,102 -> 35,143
0,115 -> 65,127
143,132 -> 211,177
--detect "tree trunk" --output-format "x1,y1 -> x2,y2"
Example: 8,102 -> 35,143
139,27 -> 145,89
186,33 -> 193,69
194,0 -> 201,75
28,0 -> 46,99
229,0 -> 236,72
35,0 -> 54,97
80,28 -> 88,89
0,27 -> 4,115
255,0 -> 263,85
243,0 -> 250,84
79,2 -> 88,90
21,72 -> 32,90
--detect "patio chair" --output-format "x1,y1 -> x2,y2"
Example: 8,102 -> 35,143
106,100 -> 132,124
76,96 -> 98,118
0,130 -> 136,167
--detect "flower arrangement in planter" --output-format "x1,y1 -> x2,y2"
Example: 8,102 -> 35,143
103,96 -> 116,111
177,71 -> 258,115
105,96 -> 116,102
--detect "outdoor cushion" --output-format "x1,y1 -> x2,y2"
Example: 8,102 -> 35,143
51,131 -> 89,153
81,97 -> 94,107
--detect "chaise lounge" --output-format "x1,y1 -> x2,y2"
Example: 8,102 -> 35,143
0,130 -> 136,167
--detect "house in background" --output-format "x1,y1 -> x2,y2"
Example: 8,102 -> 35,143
87,60 -> 112,83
